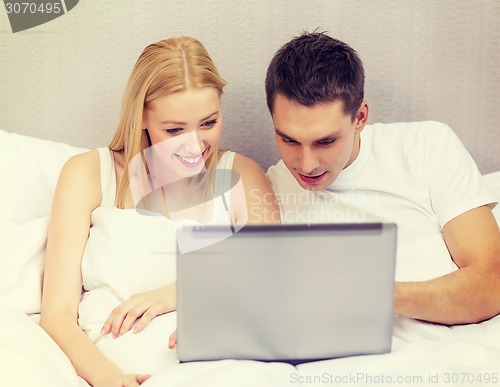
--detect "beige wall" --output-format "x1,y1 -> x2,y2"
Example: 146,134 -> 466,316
1,0 -> 499,172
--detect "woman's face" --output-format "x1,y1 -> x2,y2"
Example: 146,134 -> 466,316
142,87 -> 223,181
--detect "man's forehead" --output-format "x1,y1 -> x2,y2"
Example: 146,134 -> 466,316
273,93 -> 348,112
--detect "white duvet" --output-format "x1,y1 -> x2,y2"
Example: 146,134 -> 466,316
2,305 -> 500,387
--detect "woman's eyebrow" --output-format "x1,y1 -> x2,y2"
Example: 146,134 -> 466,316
160,111 -> 219,125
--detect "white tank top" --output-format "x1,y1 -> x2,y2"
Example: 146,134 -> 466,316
78,147 -> 236,341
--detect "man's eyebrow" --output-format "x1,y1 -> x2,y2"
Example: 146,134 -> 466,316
160,111 -> 219,125
275,128 -> 297,141
275,128 -> 341,142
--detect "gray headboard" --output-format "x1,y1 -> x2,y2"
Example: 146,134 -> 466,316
1,0 -> 499,173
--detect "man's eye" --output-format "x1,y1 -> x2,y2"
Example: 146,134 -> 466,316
165,128 -> 183,134
201,119 -> 217,128
316,139 -> 335,146
281,137 -> 297,145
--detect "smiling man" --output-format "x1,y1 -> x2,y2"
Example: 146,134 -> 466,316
266,31 -> 500,325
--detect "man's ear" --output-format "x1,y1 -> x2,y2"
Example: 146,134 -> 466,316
354,101 -> 369,133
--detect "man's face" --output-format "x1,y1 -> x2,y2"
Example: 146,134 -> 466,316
272,94 -> 367,191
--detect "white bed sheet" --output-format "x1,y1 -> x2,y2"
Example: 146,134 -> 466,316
2,310 -> 500,387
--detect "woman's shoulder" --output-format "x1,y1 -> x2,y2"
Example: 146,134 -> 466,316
57,149 -> 103,209
228,152 -> 269,187
230,152 -> 265,174
225,152 -> 280,225
63,149 -> 101,176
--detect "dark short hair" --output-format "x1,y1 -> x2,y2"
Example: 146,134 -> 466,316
265,31 -> 364,121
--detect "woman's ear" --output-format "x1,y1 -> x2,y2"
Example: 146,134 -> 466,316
142,109 -> 148,130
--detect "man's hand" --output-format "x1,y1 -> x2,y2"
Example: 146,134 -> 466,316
395,206 -> 500,324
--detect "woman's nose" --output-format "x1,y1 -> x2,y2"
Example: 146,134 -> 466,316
182,131 -> 205,155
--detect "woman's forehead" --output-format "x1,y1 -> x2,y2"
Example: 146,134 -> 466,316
145,87 -> 221,122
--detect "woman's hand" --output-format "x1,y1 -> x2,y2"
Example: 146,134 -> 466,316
168,329 -> 177,349
93,373 -> 150,387
101,283 -> 176,338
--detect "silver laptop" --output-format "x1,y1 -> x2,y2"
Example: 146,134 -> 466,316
176,223 -> 397,363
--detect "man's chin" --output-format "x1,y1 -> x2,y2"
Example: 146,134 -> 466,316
295,174 -> 331,191
299,183 -> 327,191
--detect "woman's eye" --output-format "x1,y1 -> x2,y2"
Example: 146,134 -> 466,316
165,128 -> 183,134
201,119 -> 217,128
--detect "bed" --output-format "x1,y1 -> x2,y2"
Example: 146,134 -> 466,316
1,128 -> 500,387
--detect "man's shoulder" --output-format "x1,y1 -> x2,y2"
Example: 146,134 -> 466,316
367,121 -> 455,147
368,120 -> 452,135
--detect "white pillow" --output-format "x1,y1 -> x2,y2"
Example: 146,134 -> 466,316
0,130 -> 87,314
0,129 -> 87,224
0,306 -> 85,387
0,217 -> 48,314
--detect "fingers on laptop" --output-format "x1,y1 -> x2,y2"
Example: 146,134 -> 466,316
168,329 -> 177,349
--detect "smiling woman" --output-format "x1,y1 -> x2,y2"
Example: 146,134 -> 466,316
38,36 -> 280,387
143,88 -> 222,181
108,37 -> 228,210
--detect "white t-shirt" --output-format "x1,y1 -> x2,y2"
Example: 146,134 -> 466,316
267,121 -> 497,282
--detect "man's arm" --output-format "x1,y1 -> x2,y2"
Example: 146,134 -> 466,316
394,205 -> 500,325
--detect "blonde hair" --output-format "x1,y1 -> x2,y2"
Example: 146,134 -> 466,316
109,36 -> 227,208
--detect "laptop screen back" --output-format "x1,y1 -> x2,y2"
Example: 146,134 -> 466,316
176,223 -> 397,363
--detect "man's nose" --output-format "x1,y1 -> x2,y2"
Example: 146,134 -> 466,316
299,147 -> 319,174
